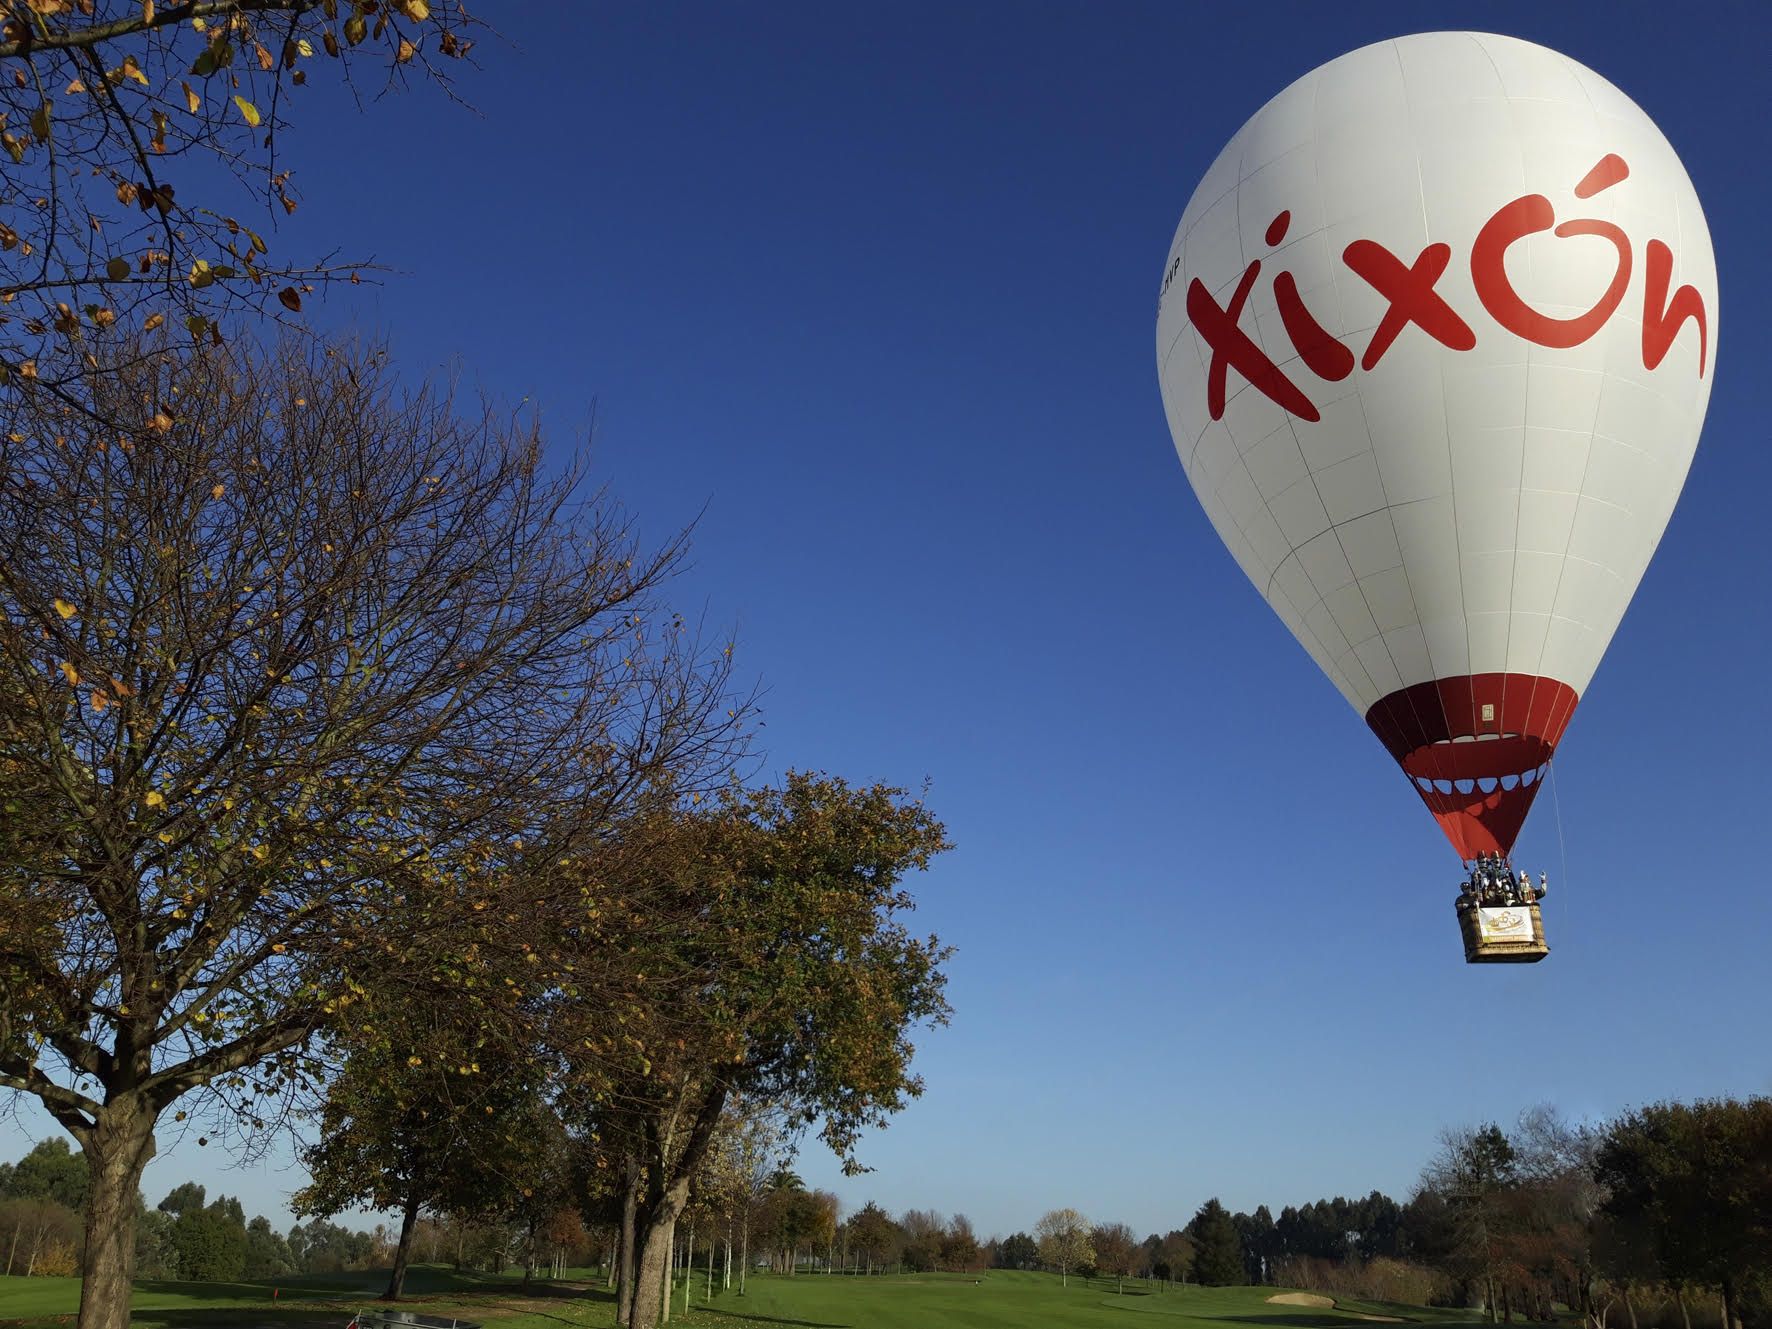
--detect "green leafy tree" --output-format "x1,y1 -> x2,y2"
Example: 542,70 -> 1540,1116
293,993 -> 556,1300
286,1218 -> 374,1274
0,336 -> 741,1329
156,1182 -> 205,1217
132,1205 -> 176,1279
592,775 -> 951,1329
170,1200 -> 244,1281
242,1215 -> 294,1279
1594,1097 -> 1772,1329
846,1201 -> 900,1274
1420,1123 -> 1518,1320
1189,1199 -> 1245,1286
0,1137 -> 88,1209
996,1231 -> 1037,1271
1237,1204 -> 1275,1283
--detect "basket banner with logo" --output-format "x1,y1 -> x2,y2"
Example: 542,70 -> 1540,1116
1477,907 -> 1536,944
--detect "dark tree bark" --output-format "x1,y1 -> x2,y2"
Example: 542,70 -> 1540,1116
384,1194 -> 422,1301
616,1157 -> 640,1326
75,1095 -> 158,1329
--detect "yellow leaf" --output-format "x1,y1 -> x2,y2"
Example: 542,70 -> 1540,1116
53,597 -> 77,619
407,1055 -> 424,1067
399,0 -> 430,17
57,661 -> 78,686
182,81 -> 199,113
395,38 -> 416,64
121,56 -> 149,86
249,843 -> 269,861
232,96 -> 260,127
211,483 -> 225,499
141,0 -> 155,23
144,789 -> 166,808
143,312 -> 165,332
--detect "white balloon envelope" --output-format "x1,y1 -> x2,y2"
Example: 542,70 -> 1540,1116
1155,32 -> 1716,860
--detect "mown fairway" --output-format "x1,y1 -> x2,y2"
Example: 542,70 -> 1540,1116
0,1268 -> 1490,1329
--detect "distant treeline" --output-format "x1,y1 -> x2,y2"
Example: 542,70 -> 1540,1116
0,1139 -> 380,1281
5,1094 -> 1767,1329
970,1099 -> 1769,1329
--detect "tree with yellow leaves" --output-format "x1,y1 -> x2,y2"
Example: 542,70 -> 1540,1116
0,333 -> 745,1329
0,0 -> 481,407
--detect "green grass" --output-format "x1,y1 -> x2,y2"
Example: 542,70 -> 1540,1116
0,1267 -> 1492,1329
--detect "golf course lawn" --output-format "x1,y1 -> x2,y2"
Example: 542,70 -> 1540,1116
0,1268 -> 1491,1329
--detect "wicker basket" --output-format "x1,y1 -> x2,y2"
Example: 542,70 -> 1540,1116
1457,901 -> 1549,964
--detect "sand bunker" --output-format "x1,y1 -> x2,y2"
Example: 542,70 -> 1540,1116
1265,1296 -> 1405,1323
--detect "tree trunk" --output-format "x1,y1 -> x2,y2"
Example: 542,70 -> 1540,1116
1719,1279 -> 1736,1329
682,1220 -> 694,1315
1676,1288 -> 1691,1329
616,1159 -> 640,1326
724,1223 -> 732,1290
1623,1290 -> 1637,1329
627,1200 -> 686,1329
4,1222 -> 17,1277
383,1193 -> 422,1301
628,1215 -> 670,1329
75,1095 -> 160,1329
739,1212 -> 749,1295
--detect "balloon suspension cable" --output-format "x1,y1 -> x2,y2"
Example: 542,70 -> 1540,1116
1548,758 -> 1568,934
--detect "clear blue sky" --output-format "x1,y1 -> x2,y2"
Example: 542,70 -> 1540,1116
6,0 -> 1769,1243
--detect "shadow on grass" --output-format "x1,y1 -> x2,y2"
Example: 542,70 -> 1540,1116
696,1311 -> 848,1329
129,1313 -> 344,1329
1197,1317 -> 1417,1328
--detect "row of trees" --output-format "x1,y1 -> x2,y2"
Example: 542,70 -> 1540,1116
0,326 -> 955,1329
0,1138 -> 385,1281
974,1099 -> 1769,1329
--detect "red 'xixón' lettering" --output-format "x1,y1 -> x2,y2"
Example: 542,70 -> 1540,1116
1181,154 -> 1710,424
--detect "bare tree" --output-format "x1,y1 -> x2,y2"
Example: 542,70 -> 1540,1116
1093,1221 -> 1140,1293
0,334 -> 743,1329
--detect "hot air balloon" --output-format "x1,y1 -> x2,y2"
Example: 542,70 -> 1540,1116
1154,33 -> 1716,962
